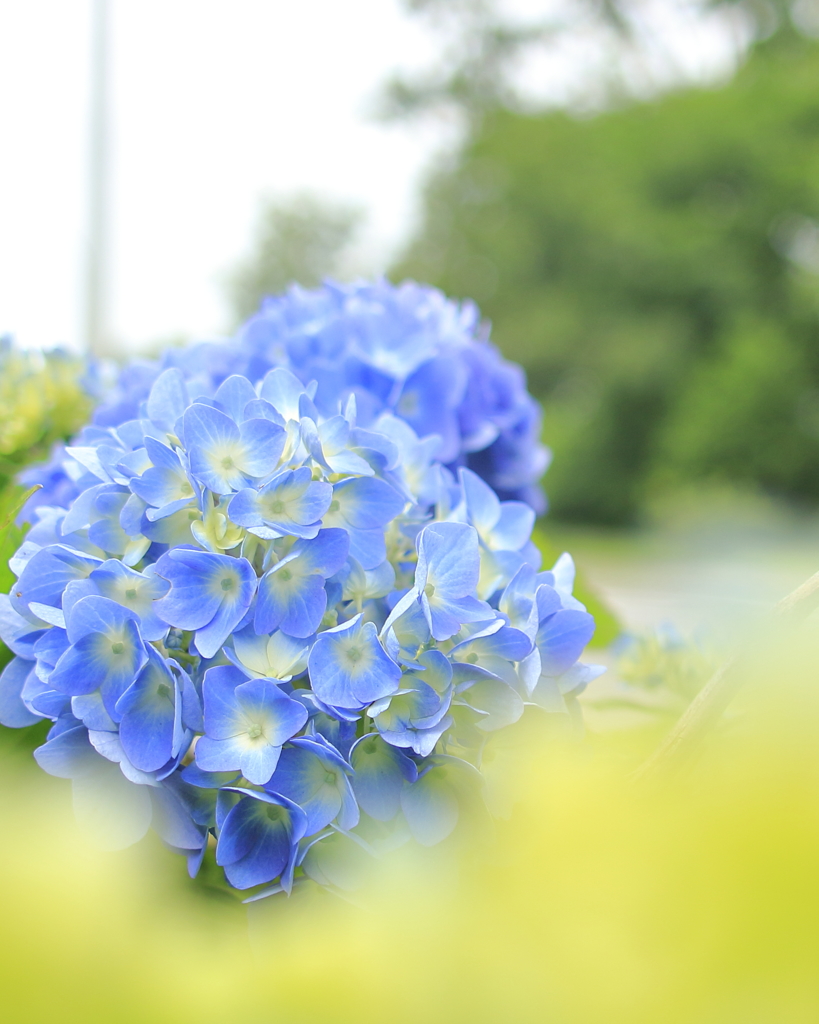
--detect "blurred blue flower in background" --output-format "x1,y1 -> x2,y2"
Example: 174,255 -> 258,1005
21,279 -> 550,520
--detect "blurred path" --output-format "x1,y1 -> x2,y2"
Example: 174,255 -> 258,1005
546,492 -> 819,644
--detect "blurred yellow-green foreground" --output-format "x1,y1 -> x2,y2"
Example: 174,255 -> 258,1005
2,612 -> 818,1024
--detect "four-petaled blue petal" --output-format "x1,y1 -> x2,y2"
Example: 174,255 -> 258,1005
195,665 -> 308,784
216,787 -> 307,891
153,549 -> 257,659
49,596 -> 147,717
265,736 -> 358,834
183,402 -> 285,494
302,414 -> 374,477
129,435 -> 196,518
229,467 -> 332,539
64,559 -> 170,642
369,650 -> 454,756
386,521 -> 490,643
254,528 -> 349,637
308,613 -> 401,710
11,543 -> 102,618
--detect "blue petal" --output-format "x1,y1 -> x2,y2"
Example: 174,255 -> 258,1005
234,679 -> 308,748
459,466 -> 501,535
0,594 -> 47,659
12,544 -> 103,613
66,594 -> 141,644
149,784 -> 207,852
146,367 -> 188,432
294,528 -> 350,577
243,398 -> 285,426
71,691 -> 117,731
451,621 -> 533,662
87,561 -> 170,642
422,592 -> 489,643
308,615 -> 401,709
237,417 -> 286,476
255,565 -> 327,638
116,647 -> 181,772
33,628 -> 70,673
537,609 -> 596,675
61,482 -> 109,534
491,501 -> 535,550
193,574 -> 257,659
233,468 -> 332,538
34,723 -> 100,779
416,521 -> 480,601
50,620 -> 146,713
153,549 -> 224,629
183,401 -> 239,452
239,742 -> 284,788
258,367 -> 309,421
154,550 -> 256,651
201,664 -> 250,738
400,767 -> 459,846
265,744 -> 343,835
195,734 -> 250,774
326,476 -> 405,530
180,763 -> 241,788
535,583 -> 564,621
179,667 -> 203,732
0,657 -> 42,728
350,734 -> 417,820
217,788 -> 307,890
499,563 -> 538,632
197,673 -> 307,784
214,374 -> 258,421
347,528 -> 387,571
130,440 -> 194,510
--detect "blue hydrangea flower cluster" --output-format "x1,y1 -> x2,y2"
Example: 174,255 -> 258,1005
22,279 -> 550,522
1,362 -> 598,899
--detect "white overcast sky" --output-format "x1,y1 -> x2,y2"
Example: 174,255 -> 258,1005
0,0 -> 740,354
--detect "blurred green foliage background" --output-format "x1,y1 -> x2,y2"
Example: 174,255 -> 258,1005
394,21 -> 819,524
0,341 -> 91,490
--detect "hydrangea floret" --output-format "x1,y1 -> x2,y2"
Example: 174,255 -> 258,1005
22,279 -> 550,522
1,361 -> 600,899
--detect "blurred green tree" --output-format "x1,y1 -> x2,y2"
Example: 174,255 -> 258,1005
381,0 -> 819,130
226,193 -> 363,323
393,30 -> 819,522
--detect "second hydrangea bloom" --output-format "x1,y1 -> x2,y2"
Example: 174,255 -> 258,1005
23,279 -> 550,520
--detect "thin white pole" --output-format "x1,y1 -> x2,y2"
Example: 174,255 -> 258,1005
84,0 -> 111,357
